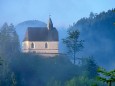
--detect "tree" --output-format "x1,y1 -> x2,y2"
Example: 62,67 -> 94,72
90,12 -> 95,19
65,76 -> 100,86
11,72 -> 17,86
8,24 -> 20,53
114,9 -> 115,25
63,29 -> 84,64
0,23 -> 20,57
47,78 -> 62,86
0,57 -> 3,65
81,57 -> 98,79
97,67 -> 115,86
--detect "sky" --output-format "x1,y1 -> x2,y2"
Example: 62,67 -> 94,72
0,0 -> 115,27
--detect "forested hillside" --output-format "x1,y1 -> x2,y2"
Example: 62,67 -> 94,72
69,8 -> 115,69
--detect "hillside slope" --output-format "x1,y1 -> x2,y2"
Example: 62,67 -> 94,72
69,9 -> 115,69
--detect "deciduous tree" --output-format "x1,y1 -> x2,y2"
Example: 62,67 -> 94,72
63,29 -> 84,64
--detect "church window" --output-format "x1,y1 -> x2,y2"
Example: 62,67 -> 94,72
31,42 -> 35,49
45,43 -> 48,48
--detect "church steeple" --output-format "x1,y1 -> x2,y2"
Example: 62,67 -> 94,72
47,16 -> 53,30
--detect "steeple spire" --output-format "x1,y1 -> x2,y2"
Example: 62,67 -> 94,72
47,15 -> 53,30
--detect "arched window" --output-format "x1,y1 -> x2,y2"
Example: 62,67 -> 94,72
31,43 -> 35,49
45,43 -> 48,48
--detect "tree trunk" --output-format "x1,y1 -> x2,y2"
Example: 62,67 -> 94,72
108,81 -> 111,86
74,57 -> 75,64
73,52 -> 76,64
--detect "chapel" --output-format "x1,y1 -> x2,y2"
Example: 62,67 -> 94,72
22,17 -> 59,56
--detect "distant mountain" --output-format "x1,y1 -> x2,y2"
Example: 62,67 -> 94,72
15,20 -> 47,45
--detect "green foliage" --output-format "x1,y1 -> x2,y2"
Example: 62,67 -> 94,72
65,76 -> 103,86
0,56 -> 16,86
46,78 -> 62,86
11,72 -> 17,86
8,54 -> 101,86
97,67 -> 115,86
69,8 -> 115,66
81,57 -> 98,79
63,30 -> 84,64
113,9 -> 115,25
10,54 -> 79,86
89,12 -> 96,19
63,57 -> 101,86
0,23 -> 19,86
0,23 -> 20,56
0,51 -> 100,86
0,57 -> 3,65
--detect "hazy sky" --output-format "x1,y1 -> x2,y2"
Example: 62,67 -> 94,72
0,0 -> 115,27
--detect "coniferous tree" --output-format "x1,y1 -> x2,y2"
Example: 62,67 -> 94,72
81,57 -> 98,79
0,23 -> 20,85
8,24 -> 20,53
0,23 -> 20,57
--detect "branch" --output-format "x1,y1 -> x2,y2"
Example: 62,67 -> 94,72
97,76 -> 107,82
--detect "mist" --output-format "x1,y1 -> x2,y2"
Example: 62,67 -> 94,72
0,0 -> 115,86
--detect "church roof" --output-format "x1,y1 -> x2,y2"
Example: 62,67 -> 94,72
23,27 -> 58,41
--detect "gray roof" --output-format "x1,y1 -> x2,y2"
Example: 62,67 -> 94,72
23,27 -> 58,41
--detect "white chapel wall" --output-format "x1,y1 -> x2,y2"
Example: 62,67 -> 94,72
22,41 -> 58,54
